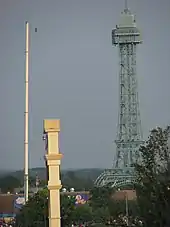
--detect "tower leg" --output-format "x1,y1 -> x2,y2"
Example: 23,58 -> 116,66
44,119 -> 62,227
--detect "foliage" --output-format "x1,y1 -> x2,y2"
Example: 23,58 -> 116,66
72,204 -> 93,223
0,169 -> 99,192
92,206 -> 110,224
62,171 -> 94,191
61,195 -> 76,226
0,175 -> 21,193
13,127 -> 170,227
89,187 -> 112,223
16,189 -> 93,227
16,185 -> 139,227
16,189 -> 48,227
135,126 -> 170,227
89,186 -> 114,208
89,186 -> 138,224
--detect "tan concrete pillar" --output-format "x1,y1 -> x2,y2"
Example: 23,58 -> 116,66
43,119 -> 62,227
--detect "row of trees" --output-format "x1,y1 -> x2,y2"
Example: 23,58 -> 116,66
0,175 -> 21,193
0,171 -> 94,193
16,187 -> 138,227
16,127 -> 170,227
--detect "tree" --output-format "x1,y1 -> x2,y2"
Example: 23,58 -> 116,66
135,126 -> 170,227
0,175 -> 21,193
89,187 -> 129,224
62,171 -> 93,191
89,186 -> 114,209
16,189 -> 48,227
72,204 -> 93,223
92,206 -> 110,224
61,194 -> 76,226
16,189 -> 92,227
29,176 -> 36,187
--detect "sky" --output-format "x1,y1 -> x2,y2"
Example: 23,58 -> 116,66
0,0 -> 170,171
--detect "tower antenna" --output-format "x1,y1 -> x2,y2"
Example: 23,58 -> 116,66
125,0 -> 128,10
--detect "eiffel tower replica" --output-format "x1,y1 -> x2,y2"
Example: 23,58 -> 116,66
95,2 -> 144,188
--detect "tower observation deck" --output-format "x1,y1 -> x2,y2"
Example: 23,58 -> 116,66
95,4 -> 144,188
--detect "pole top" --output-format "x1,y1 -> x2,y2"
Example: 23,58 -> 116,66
124,0 -> 130,14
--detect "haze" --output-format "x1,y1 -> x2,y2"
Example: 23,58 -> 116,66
0,0 -> 170,170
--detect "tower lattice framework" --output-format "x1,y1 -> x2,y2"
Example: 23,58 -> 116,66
95,6 -> 144,188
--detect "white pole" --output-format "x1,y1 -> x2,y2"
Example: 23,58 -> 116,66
24,21 -> 29,203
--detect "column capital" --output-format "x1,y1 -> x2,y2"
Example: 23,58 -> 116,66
44,119 -> 60,132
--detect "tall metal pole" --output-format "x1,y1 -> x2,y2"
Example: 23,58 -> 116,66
24,21 -> 29,203
125,192 -> 129,226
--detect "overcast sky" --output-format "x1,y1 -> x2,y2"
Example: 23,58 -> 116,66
0,0 -> 170,171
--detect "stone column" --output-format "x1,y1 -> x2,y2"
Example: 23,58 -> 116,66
43,119 -> 62,227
